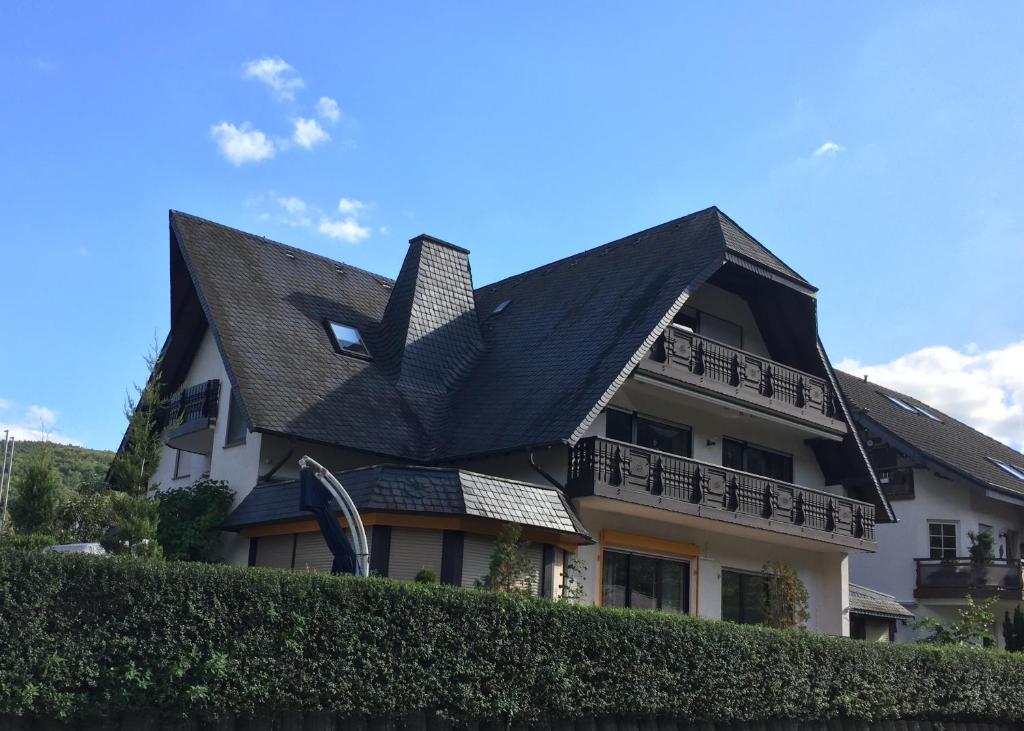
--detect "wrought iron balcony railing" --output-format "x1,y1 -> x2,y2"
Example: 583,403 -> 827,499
914,557 -> 1023,600
637,325 -> 846,434
163,379 -> 220,455
567,436 -> 875,547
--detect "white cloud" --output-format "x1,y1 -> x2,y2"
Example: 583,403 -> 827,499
836,340 -> 1024,450
813,141 -> 846,158
243,57 -> 305,101
276,196 -> 307,214
292,118 -> 329,150
337,197 -> 365,215
210,122 -> 276,165
318,217 -> 371,244
273,195 -> 312,227
26,405 -> 56,428
316,96 -> 341,123
0,400 -> 79,445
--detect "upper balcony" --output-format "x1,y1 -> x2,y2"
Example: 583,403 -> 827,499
163,379 -> 220,455
635,325 -> 847,437
915,558 -> 1023,601
567,436 -> 874,549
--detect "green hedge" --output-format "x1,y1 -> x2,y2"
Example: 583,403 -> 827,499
1,550 -> 1023,724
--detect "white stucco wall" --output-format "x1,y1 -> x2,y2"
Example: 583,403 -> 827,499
684,283 -> 771,357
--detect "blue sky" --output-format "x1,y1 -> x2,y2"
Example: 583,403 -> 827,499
1,2 -> 1022,451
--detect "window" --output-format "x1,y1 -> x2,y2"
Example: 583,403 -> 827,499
992,459 -> 1024,481
672,306 -> 743,349
173,449 -> 189,480
326,321 -> 370,357
602,550 -> 689,613
492,299 -> 511,315
224,388 -> 247,447
883,393 -> 942,421
604,409 -> 692,457
723,438 -> 793,483
721,569 -> 767,625
928,521 -> 958,560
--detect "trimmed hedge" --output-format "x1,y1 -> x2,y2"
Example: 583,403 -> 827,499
2,551 -> 1024,724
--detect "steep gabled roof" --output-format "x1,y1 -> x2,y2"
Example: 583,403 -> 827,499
837,370 -> 1024,499
169,207 -> 827,464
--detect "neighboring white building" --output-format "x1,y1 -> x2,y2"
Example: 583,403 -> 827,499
841,371 -> 1024,646
128,208 -> 895,636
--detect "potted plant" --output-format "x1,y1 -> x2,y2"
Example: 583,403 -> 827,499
968,530 -> 996,587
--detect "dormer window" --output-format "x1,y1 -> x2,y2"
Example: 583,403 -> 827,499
992,459 -> 1024,481
326,321 -> 370,358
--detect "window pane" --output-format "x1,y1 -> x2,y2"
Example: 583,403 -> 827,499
629,555 -> 658,610
699,312 -> 743,348
636,418 -> 690,456
673,306 -> 699,331
721,570 -> 741,622
606,410 -> 633,443
659,560 -> 689,614
740,574 -> 767,625
329,322 -> 369,356
722,439 -> 744,471
602,551 -> 629,609
225,388 -> 246,445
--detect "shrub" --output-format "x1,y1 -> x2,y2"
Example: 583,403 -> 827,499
414,568 -> 437,584
1,550 -> 1024,724
156,479 -> 233,562
474,522 -> 535,594
762,560 -> 809,630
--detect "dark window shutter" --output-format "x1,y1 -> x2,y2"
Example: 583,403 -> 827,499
541,544 -> 555,598
369,525 -> 392,577
441,530 -> 464,586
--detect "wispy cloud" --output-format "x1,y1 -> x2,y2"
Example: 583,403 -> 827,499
837,340 -> 1024,450
0,399 -> 79,444
318,217 -> 371,243
316,96 -> 341,123
210,122 -> 276,165
243,57 -> 305,101
337,197 -> 365,215
813,141 -> 846,158
292,118 -> 329,149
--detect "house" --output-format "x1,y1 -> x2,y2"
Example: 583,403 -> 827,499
840,371 -> 1024,645
141,207 -> 893,635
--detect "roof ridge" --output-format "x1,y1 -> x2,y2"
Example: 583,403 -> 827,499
713,208 -> 811,286
475,206 -> 720,293
169,210 -> 395,285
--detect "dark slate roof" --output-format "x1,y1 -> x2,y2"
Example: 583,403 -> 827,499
849,583 -> 914,620
221,465 -> 590,539
837,370 -> 1024,499
169,207 -> 816,461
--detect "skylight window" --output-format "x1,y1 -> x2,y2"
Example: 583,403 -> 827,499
993,459 -> 1024,481
492,299 -> 511,315
914,405 -> 942,421
327,321 -> 370,357
884,394 -> 918,413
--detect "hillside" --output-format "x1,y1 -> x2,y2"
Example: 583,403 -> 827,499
1,440 -> 114,491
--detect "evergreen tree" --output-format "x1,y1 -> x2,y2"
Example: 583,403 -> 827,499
8,446 -> 62,534
108,349 -> 167,496
475,523 -> 536,595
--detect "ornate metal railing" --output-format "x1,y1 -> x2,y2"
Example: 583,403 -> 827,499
166,379 -> 220,427
914,558 -> 1023,600
640,325 -> 844,433
567,436 -> 874,543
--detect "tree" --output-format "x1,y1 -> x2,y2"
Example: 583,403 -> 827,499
475,523 -> 536,595
762,560 -> 810,630
55,490 -> 118,543
100,492 -> 162,559
156,479 -> 233,562
108,349 -> 168,496
558,556 -> 588,603
8,446 -> 61,535
913,594 -> 997,647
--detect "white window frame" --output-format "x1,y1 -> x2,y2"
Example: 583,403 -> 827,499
927,520 -> 959,560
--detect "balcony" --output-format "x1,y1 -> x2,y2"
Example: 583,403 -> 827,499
566,436 -> 875,549
914,558 -> 1023,600
636,325 -> 847,436
164,379 -> 220,455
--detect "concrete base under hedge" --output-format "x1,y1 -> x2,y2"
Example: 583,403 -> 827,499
0,715 -> 1019,730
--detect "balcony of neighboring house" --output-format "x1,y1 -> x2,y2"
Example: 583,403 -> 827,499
636,322 -> 847,438
565,436 -> 875,550
914,558 -> 1024,600
163,379 -> 220,455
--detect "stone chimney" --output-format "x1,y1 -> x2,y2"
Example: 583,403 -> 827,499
380,234 -> 484,394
